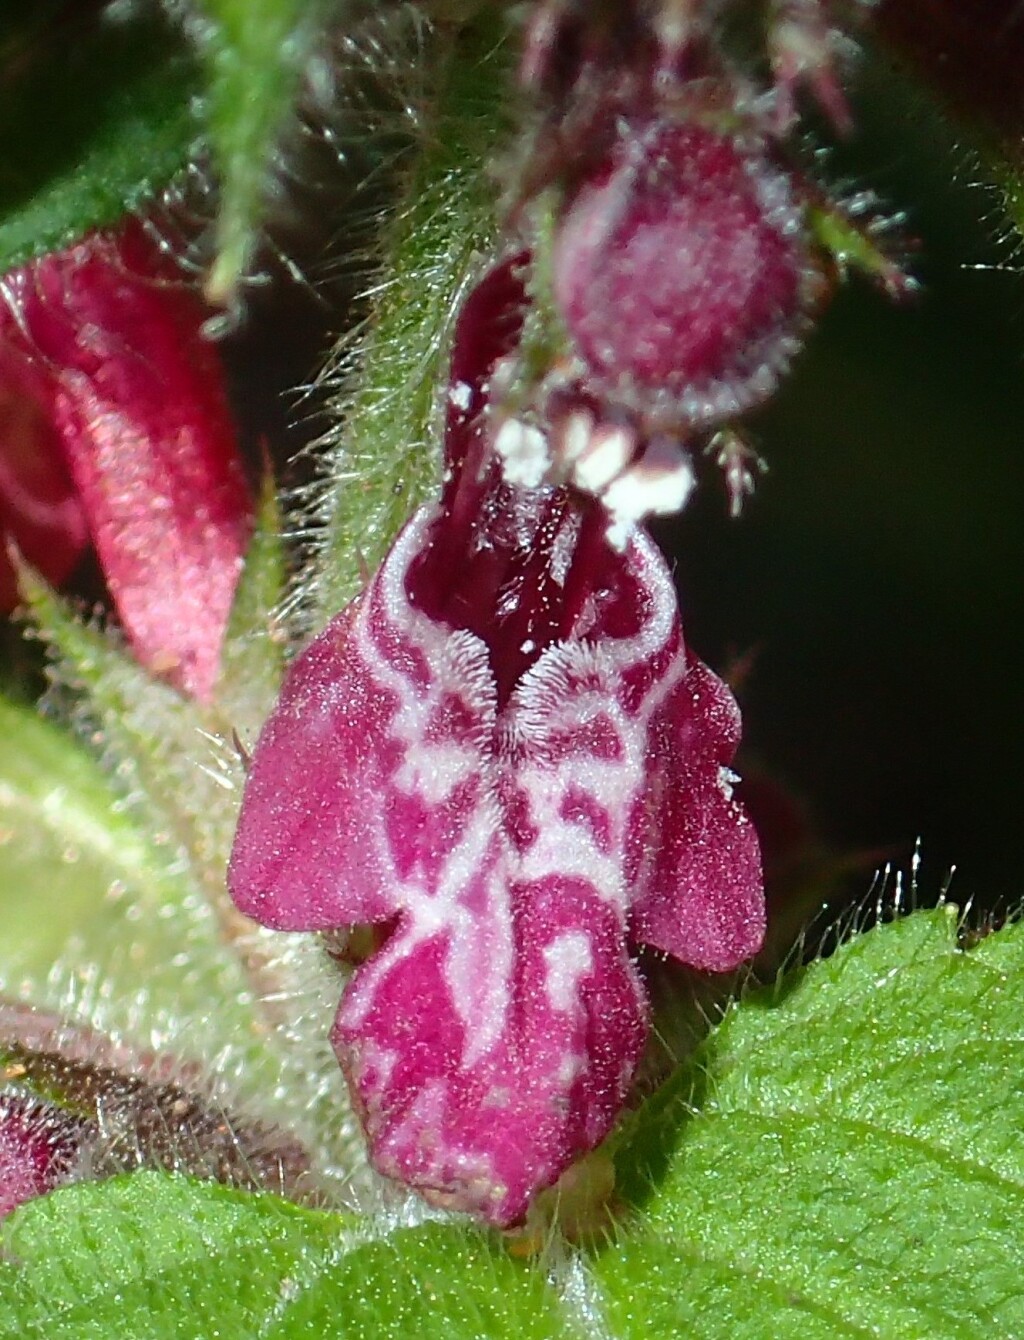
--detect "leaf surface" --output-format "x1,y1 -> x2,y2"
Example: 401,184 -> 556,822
3,911 -> 1024,1336
0,694 -> 244,1036
0,1172 -> 564,1339
592,908 -> 1024,1338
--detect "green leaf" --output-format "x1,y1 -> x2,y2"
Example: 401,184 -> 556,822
0,8 -> 199,271
0,692 -> 172,978
20,573 -> 246,923
868,12 -> 1024,251
11,573 -> 268,1052
0,694 -> 249,1039
189,0 -> 335,302
991,164 -> 1024,252
592,908 -> 1024,1338
0,1172 -> 564,1338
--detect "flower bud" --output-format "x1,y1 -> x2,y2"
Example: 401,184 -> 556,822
0,218 -> 253,699
0,351 -> 88,611
0,1093 -> 82,1219
551,119 -> 821,427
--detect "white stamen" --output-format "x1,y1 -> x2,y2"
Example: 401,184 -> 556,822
557,410 -> 594,467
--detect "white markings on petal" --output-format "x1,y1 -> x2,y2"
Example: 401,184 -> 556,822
544,931 -> 594,1012
337,497 -> 690,1144
340,508 -> 514,1066
548,510 -> 581,586
504,529 -> 688,916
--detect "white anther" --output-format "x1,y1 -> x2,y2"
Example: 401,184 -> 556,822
493,418 -> 551,488
572,425 -> 634,495
602,441 -> 696,550
556,410 -> 594,468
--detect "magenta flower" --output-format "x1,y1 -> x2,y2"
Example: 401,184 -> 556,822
0,219 -> 252,699
228,258 -> 764,1225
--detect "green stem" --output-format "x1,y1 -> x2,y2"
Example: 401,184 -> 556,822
312,12 -> 512,624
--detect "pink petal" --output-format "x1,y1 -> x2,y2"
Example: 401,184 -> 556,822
0,220 -> 252,699
334,876 -> 645,1225
513,518 -> 764,974
229,497 -> 759,1221
228,511 -> 499,932
231,507 -> 652,1222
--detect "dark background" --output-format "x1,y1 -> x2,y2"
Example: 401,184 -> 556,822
672,54 -> 1024,914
